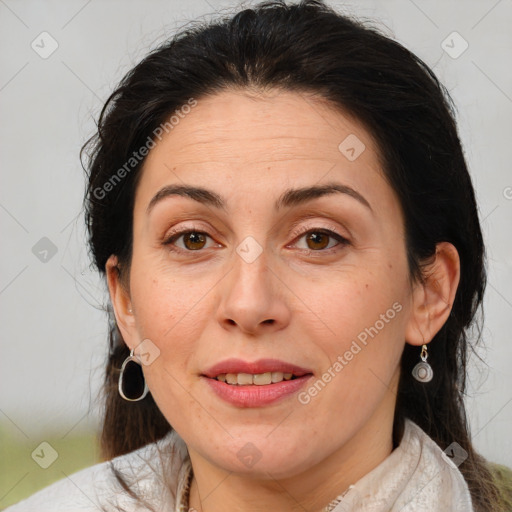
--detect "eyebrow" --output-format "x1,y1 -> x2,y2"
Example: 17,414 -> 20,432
146,182 -> 372,215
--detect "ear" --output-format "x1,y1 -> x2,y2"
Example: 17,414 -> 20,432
405,242 -> 461,347
105,254 -> 138,351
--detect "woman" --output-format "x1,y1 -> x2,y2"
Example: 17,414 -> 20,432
7,0 -> 511,511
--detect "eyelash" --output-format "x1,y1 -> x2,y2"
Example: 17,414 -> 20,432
162,225 -> 350,255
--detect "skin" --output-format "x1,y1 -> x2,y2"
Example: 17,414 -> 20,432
106,89 -> 460,511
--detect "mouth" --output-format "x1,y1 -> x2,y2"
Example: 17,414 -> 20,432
202,358 -> 313,382
201,358 -> 314,407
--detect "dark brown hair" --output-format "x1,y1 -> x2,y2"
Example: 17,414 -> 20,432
82,1 -> 510,509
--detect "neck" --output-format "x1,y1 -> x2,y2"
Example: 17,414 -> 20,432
186,396 -> 397,512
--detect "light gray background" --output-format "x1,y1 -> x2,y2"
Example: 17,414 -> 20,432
1,0 -> 511,467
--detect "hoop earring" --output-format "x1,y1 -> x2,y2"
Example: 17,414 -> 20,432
118,348 -> 149,401
412,344 -> 433,383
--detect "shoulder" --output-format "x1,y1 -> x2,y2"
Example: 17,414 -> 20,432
4,459 -> 115,512
402,420 -> 473,485
391,419 -> 475,511
4,430 -> 190,512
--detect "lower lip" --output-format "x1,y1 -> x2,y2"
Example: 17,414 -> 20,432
203,375 -> 313,408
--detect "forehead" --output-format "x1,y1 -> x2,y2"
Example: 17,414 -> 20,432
151,89 -> 379,160
134,89 -> 392,214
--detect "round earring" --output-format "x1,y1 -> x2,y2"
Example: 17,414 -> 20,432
118,348 -> 149,401
412,344 -> 433,383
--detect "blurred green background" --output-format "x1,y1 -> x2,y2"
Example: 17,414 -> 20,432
0,422 -> 100,509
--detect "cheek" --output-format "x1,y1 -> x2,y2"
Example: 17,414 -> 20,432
306,265 -> 409,392
129,266 -> 209,425
312,265 -> 406,336
130,249 -> 209,336
128,264 -> 202,373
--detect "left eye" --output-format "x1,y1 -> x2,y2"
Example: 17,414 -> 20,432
292,229 -> 349,252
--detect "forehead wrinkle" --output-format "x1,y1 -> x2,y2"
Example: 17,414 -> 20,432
171,134 -> 339,155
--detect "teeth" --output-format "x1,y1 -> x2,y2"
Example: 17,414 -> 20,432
237,373 -> 253,385
271,372 -> 283,383
226,373 -> 238,384
215,372 -> 296,385
253,372 -> 272,385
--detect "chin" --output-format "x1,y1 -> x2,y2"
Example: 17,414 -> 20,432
206,436 -> 316,479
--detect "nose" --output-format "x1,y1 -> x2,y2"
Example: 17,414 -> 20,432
216,244 -> 292,336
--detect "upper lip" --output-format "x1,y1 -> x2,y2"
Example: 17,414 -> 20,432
202,358 -> 313,378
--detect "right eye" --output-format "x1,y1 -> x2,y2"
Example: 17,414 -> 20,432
163,229 -> 219,252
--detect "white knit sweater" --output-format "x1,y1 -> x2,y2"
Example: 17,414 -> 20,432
5,419 -> 474,511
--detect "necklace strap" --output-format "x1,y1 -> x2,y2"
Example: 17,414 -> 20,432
323,485 -> 355,512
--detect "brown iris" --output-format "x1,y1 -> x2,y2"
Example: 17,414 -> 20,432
183,232 -> 207,250
305,232 -> 330,250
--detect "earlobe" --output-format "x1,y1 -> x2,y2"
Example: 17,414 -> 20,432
105,254 -> 136,349
405,242 -> 460,347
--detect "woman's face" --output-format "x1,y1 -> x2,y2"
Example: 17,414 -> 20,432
111,89 -> 422,478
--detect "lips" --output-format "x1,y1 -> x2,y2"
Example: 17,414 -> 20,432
201,358 -> 314,407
